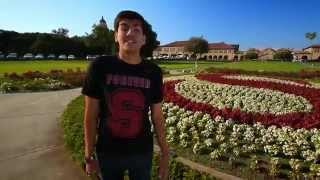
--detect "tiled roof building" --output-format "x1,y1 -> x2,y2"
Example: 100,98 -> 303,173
153,41 -> 242,60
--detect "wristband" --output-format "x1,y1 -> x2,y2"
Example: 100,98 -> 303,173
84,154 -> 96,163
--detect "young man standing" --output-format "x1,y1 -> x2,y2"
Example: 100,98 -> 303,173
82,10 -> 169,180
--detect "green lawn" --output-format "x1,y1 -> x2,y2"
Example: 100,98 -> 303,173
206,60 -> 320,72
0,60 -> 319,75
0,60 -> 89,74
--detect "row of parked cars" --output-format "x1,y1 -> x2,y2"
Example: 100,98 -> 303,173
150,54 -> 189,60
0,52 -> 76,60
0,52 -> 104,61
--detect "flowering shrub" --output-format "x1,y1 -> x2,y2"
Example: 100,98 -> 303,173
0,77 -> 72,93
163,73 -> 320,178
0,81 -> 20,93
164,74 -> 320,129
175,77 -> 312,115
1,69 -> 85,93
162,102 -> 320,161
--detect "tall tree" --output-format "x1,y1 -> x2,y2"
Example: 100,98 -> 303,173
85,24 -> 113,55
185,36 -> 209,70
305,32 -> 317,44
140,21 -> 160,58
52,28 -> 69,37
245,49 -> 259,60
273,49 -> 293,61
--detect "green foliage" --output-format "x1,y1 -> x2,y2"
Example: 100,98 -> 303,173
22,79 -> 48,91
0,81 -> 20,93
185,36 -> 209,57
0,60 -> 88,74
273,49 -> 293,61
0,29 -> 88,57
61,96 -> 85,163
1,16 -> 161,57
140,22 -> 160,58
0,70 -> 75,93
245,52 -> 258,60
305,32 -> 317,42
85,24 -> 114,55
52,28 -> 69,37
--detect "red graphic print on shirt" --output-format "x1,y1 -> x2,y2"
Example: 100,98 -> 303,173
106,88 -> 145,139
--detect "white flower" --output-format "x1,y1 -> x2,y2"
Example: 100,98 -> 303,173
210,149 -> 222,160
204,138 -> 214,147
216,134 -> 225,143
175,77 -> 312,115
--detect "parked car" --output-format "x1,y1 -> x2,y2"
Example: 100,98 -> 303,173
23,53 -> 34,60
86,55 -> 97,61
47,54 -> 56,59
6,53 -> 18,59
176,54 -> 185,60
67,54 -> 75,60
35,54 -> 44,59
0,52 -> 4,59
58,54 -> 67,60
163,55 -> 170,60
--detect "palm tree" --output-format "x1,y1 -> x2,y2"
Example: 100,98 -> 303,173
305,32 -> 317,45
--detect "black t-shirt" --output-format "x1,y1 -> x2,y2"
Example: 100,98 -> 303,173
82,55 -> 163,155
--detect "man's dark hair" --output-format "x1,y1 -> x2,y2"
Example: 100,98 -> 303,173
114,10 -> 148,34
114,10 -> 156,57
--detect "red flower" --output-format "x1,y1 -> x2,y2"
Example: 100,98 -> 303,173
164,74 -> 320,129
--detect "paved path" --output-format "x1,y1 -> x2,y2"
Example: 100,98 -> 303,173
0,89 -> 88,180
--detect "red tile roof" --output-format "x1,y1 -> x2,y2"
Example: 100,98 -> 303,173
208,42 -> 234,49
262,48 -> 276,52
160,41 -> 235,50
293,51 -> 311,54
161,41 -> 190,47
276,48 -> 292,52
305,44 -> 320,49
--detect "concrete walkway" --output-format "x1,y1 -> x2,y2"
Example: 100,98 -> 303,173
0,89 -> 88,180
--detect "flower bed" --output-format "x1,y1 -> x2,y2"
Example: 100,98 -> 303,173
164,74 -> 320,129
0,69 -> 86,93
163,74 -> 320,178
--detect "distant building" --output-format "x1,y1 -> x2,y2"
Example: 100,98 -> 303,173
303,44 -> 320,60
98,16 -> 108,29
258,48 -> 276,60
293,50 -> 311,61
153,41 -> 189,57
153,40 -> 320,61
291,45 -> 320,61
153,41 -> 242,60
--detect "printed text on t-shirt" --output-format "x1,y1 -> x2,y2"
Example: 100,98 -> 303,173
105,74 -> 150,88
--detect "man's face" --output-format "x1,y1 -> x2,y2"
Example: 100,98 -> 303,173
115,19 -> 146,53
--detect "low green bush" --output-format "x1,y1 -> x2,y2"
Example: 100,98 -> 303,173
22,79 -> 48,91
61,96 -> 85,163
0,81 -> 20,93
1,70 -> 77,93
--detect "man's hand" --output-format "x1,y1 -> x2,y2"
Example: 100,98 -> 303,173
158,152 -> 169,180
85,159 -> 100,177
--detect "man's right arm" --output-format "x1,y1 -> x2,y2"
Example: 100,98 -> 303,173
84,96 -> 100,157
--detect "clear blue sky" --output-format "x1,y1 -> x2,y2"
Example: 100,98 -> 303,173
1,0 -> 319,50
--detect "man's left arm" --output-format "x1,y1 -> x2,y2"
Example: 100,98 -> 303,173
151,102 -> 169,180
151,102 -> 169,154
